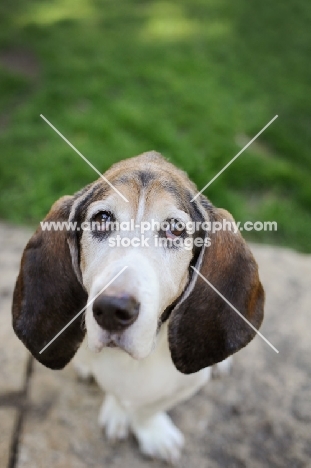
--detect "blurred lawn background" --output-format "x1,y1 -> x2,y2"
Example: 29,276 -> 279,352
0,0 -> 310,252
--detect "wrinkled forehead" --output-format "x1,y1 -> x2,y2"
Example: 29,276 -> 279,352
112,171 -> 191,217
73,153 -> 208,222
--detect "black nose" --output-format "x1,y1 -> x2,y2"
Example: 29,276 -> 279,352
92,294 -> 140,332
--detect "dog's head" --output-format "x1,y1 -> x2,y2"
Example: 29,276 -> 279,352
12,152 -> 264,373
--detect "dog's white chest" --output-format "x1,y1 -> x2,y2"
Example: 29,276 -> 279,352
74,323 -> 210,411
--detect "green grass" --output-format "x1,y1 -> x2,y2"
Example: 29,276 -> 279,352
0,0 -> 310,252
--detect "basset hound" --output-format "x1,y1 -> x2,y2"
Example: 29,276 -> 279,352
12,151 -> 264,463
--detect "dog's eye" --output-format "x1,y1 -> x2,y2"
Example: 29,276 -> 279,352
92,211 -> 114,231
165,219 -> 185,239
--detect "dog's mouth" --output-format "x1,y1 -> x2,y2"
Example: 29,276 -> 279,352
106,340 -> 117,348
101,332 -> 122,348
87,327 -> 124,353
95,331 -> 130,354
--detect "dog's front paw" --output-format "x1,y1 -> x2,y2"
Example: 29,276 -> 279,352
212,356 -> 233,378
132,412 -> 184,465
73,360 -> 94,382
98,394 -> 130,441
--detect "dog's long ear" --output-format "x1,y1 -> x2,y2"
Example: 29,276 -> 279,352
12,196 -> 88,370
168,207 -> 264,374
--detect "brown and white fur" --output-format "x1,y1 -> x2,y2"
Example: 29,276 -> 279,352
12,151 -> 264,463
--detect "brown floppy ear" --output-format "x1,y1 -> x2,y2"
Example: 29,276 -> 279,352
12,196 -> 88,370
168,207 -> 264,374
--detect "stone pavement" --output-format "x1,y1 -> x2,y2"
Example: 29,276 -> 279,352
0,221 -> 310,468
